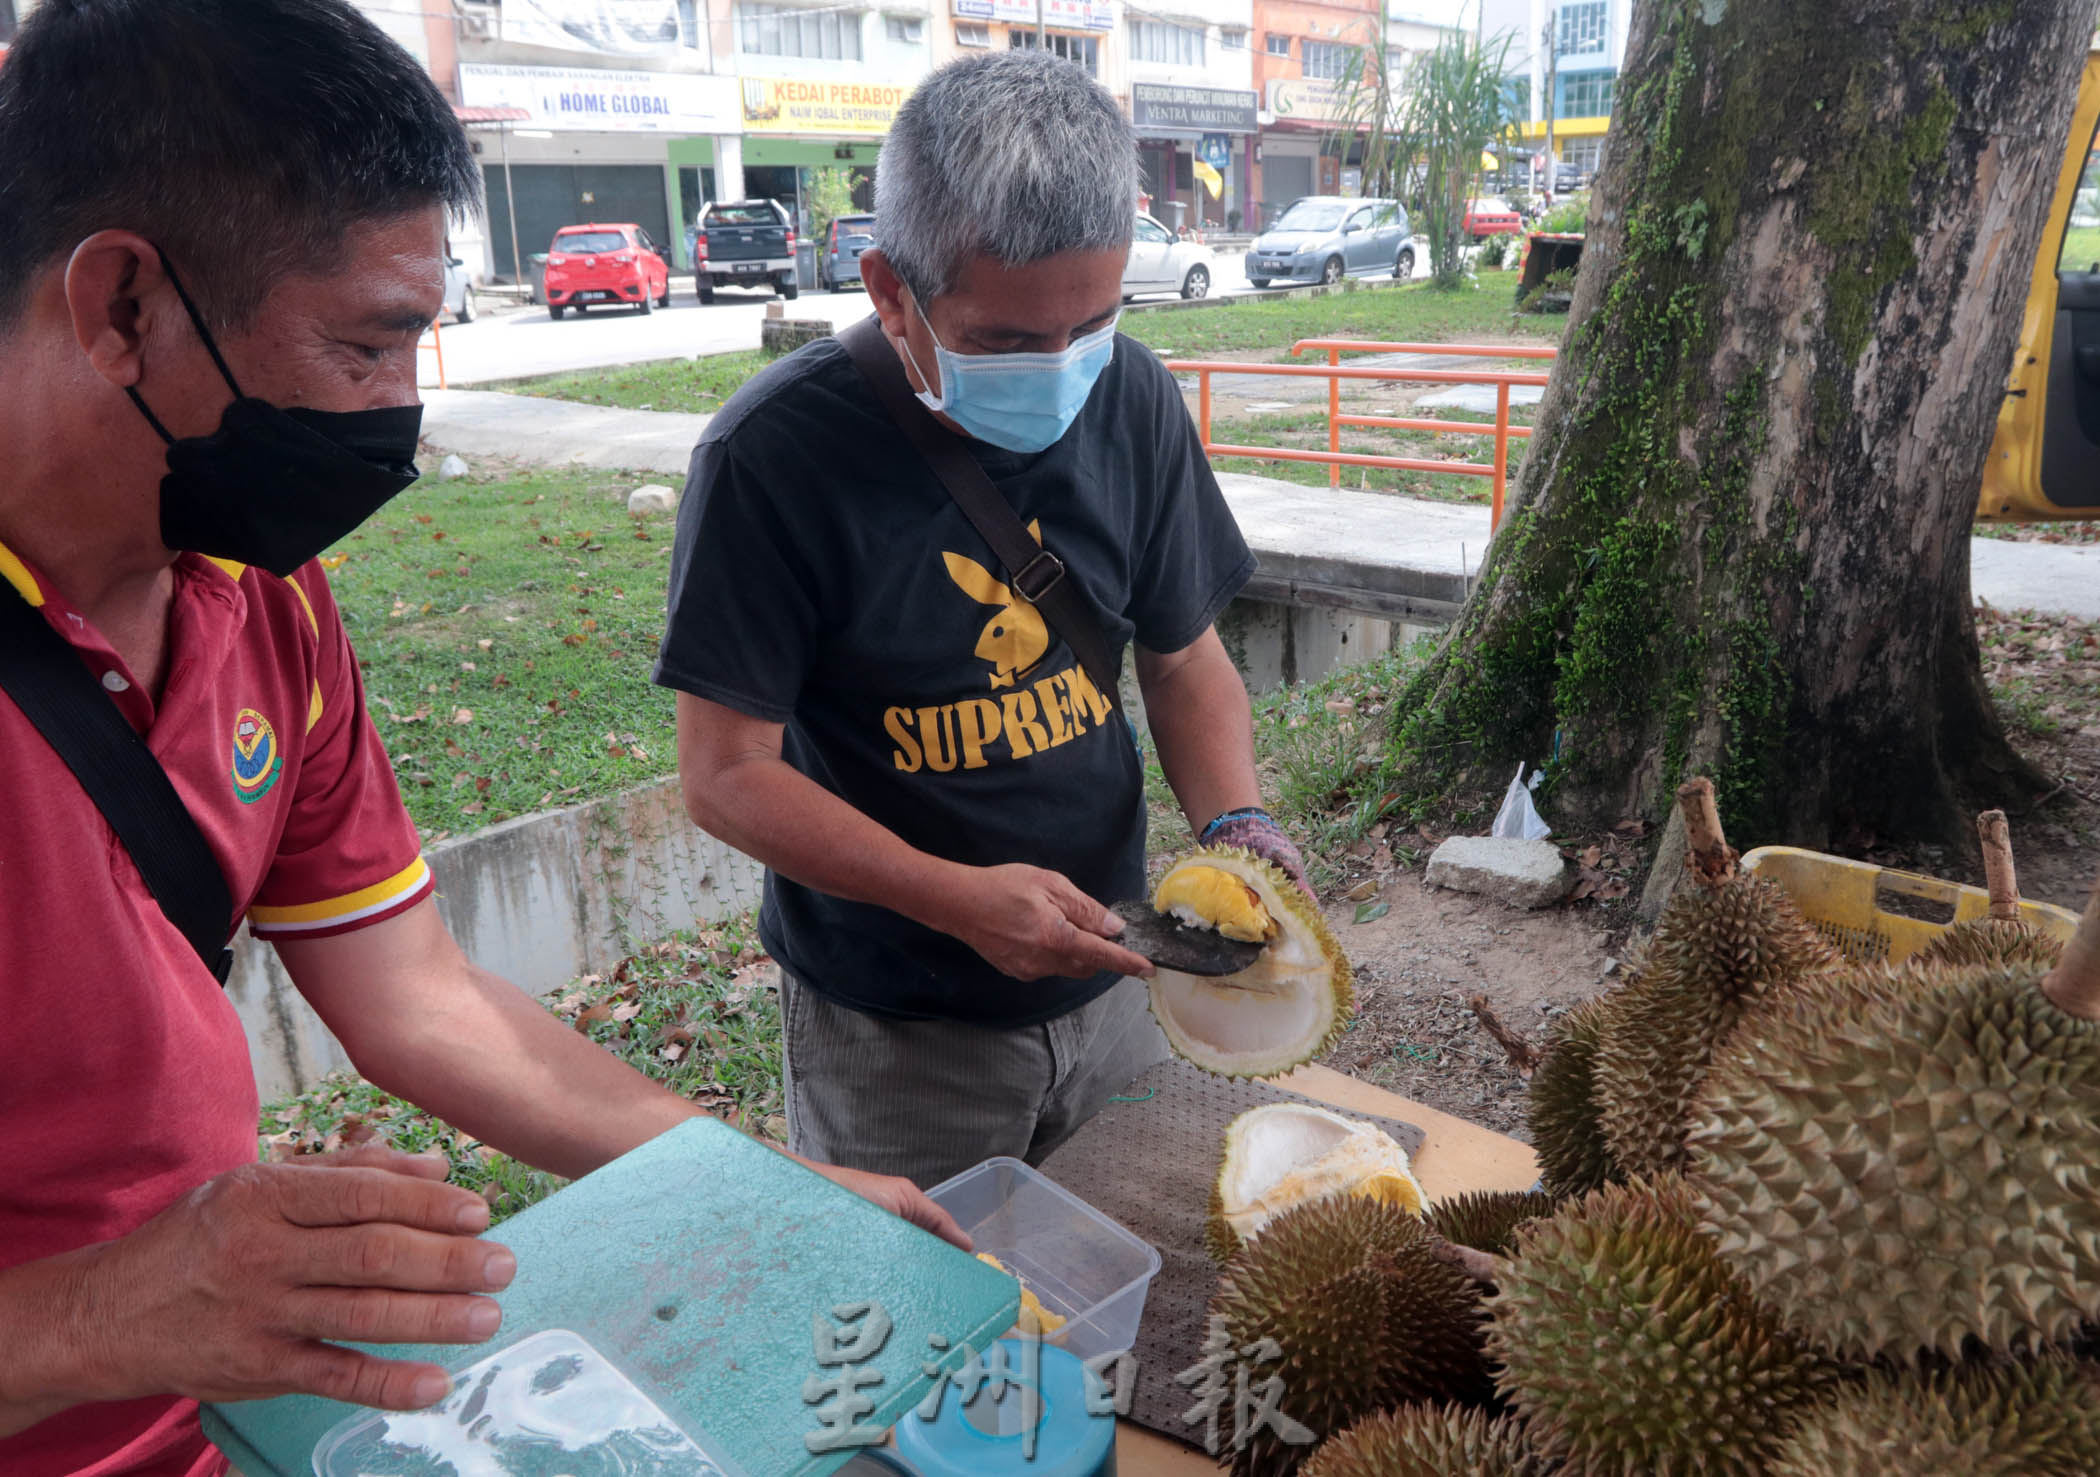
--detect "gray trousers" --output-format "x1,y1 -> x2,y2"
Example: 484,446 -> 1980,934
779,973 -> 1172,1189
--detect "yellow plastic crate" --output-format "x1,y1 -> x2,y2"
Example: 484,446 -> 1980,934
1740,845 -> 2083,965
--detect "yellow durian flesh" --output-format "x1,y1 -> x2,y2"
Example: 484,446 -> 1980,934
1148,848 -> 1352,1078
975,1251 -> 1068,1335
1213,1103 -> 1426,1254
1154,864 -> 1278,943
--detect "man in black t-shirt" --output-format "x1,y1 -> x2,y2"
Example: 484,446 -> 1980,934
655,50 -> 1309,1187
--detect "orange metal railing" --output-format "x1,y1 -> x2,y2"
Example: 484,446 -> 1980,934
418,316 -> 447,390
1165,339 -> 1558,532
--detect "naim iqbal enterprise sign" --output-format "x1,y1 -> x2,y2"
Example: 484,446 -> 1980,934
739,78 -> 913,135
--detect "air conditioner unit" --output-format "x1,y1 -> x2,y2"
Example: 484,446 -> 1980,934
458,10 -> 496,38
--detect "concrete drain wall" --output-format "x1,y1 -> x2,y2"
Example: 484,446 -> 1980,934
230,778 -> 764,1102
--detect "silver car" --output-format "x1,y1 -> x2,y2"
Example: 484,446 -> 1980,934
1245,197 -> 1414,289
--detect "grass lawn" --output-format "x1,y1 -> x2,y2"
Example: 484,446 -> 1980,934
484,272 -> 1563,416
1207,403 -> 1539,506
259,919 -> 779,1222
484,349 -> 773,417
1120,269 -> 1559,359
325,463 -> 680,841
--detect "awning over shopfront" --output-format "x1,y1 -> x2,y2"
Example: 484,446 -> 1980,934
454,105 -> 533,125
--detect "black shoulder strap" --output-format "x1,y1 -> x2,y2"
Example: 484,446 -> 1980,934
838,316 -> 1123,706
0,581 -> 237,984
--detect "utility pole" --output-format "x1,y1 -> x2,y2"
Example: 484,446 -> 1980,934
1540,15 -> 1557,202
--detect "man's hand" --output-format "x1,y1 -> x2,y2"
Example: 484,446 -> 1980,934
932,864 -> 1155,982
57,1146 -> 510,1412
794,1159 -> 973,1250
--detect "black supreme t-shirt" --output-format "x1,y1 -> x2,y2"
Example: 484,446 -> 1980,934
653,331 -> 1254,1027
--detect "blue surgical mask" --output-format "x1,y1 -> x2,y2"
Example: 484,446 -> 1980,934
899,296 -> 1119,453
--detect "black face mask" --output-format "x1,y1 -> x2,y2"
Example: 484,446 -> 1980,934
126,252 -> 423,577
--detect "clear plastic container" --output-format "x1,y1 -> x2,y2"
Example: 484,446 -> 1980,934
926,1157 -> 1161,1365
311,1328 -> 746,1477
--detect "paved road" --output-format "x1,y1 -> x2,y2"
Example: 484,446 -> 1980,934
423,248 -> 1427,388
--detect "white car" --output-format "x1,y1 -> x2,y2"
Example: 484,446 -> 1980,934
1124,213 -> 1213,301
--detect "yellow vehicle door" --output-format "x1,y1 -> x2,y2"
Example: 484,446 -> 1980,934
1980,50 -> 2100,521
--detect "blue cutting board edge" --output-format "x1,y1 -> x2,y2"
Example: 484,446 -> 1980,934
202,1118 -> 1022,1477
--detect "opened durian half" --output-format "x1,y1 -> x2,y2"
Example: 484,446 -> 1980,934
1146,848 -> 1352,1078
1209,1102 -> 1427,1261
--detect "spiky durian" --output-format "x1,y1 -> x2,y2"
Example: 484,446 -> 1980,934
1147,848 -> 1352,1079
1301,1404 -> 1547,1477
1211,1196 -> 1494,1477
1489,1176 -> 1835,1477
1425,1189 -> 1559,1258
1208,1103 -> 1427,1263
1912,920 -> 2064,970
1526,994 -> 1622,1198
1590,876 -> 1838,1178
1767,1355 -> 2100,1477
1689,942 -> 2100,1359
1912,810 -> 2066,973
1589,783 -> 1838,1178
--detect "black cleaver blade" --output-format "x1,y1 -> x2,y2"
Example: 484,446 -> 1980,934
1111,900 -> 1264,976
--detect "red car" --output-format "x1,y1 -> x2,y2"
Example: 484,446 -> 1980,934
1463,198 -> 1524,241
544,223 -> 671,319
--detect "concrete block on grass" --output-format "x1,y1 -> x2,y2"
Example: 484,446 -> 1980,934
1425,835 -> 1573,910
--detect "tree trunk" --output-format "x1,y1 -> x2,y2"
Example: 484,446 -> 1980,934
1387,0 -> 2092,851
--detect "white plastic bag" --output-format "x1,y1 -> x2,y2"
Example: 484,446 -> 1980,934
1491,763 -> 1552,841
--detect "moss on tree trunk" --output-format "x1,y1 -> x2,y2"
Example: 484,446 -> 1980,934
1385,0 -> 2092,848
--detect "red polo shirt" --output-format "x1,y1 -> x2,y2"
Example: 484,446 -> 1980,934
0,544 -> 432,1476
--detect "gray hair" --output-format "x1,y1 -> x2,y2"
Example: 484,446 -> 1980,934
875,50 -> 1139,300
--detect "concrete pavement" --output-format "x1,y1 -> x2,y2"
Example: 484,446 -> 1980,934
415,388 -> 2100,624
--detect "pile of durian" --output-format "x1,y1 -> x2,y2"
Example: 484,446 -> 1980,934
1200,781 -> 2100,1476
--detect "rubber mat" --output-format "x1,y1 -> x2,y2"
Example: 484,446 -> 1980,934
1039,1059 -> 1423,1444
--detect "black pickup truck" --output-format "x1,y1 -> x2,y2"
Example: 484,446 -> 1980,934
691,199 -> 797,304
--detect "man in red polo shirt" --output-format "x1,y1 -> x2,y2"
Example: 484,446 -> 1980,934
0,3 -> 960,1473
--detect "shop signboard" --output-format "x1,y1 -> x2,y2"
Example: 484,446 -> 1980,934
497,0 -> 685,55
1266,77 -> 1350,126
740,77 -> 913,135
460,63 -> 739,133
1131,83 -> 1258,135
950,0 -> 1112,27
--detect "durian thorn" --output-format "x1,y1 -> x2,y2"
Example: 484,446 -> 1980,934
1677,777 -> 1739,887
1978,809 -> 2021,922
2041,877 -> 2100,1021
1427,1233 -> 1500,1287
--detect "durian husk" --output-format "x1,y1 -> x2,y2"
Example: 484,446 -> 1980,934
1526,994 -> 1623,1198
1147,848 -> 1353,1079
1424,1189 -> 1560,1259
1301,1403 -> 1548,1477
1689,955 -> 2100,1359
1208,1103 -> 1428,1263
1212,1196 -> 1495,1477
1590,872 -> 1838,1178
1912,918 -> 2065,971
1767,1355 -> 2100,1477
1488,1176 -> 1837,1477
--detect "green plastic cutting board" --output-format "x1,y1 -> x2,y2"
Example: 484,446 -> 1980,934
202,1117 -> 1018,1476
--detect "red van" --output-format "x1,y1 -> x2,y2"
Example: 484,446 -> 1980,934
544,223 -> 671,319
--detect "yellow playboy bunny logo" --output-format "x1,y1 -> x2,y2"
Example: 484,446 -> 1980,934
942,519 -> 1051,690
